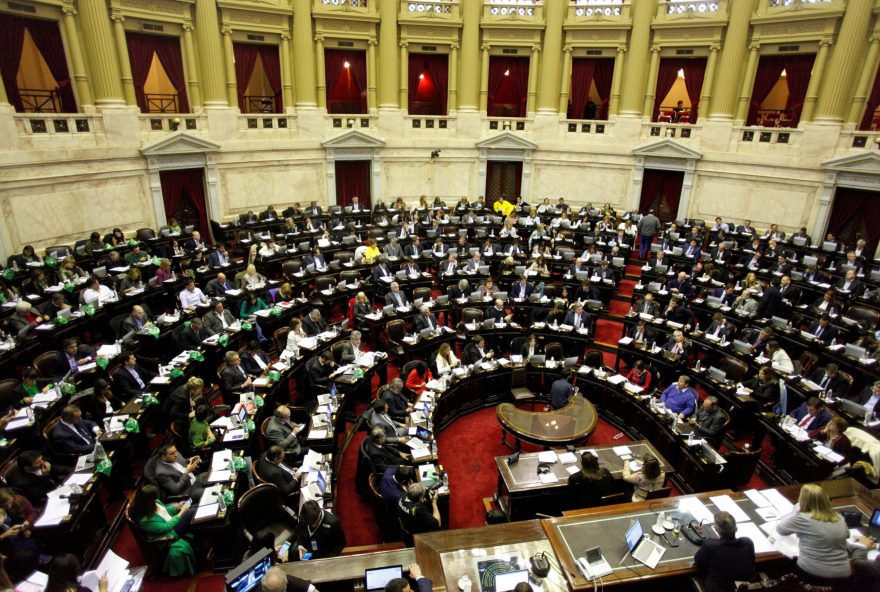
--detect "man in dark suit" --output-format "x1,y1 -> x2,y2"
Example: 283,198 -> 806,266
807,314 -> 837,345
365,427 -> 409,474
627,320 -> 657,345
665,298 -> 694,326
5,450 -> 68,507
836,269 -> 865,296
338,331 -> 366,365
381,378 -> 411,421
769,255 -> 791,275
306,203 -> 323,217
563,302 -> 590,331
789,397 -> 832,439
693,511 -> 756,592
404,241 -> 421,259
683,239 -> 701,260
809,363 -> 849,398
667,272 -> 692,296
204,272 -> 233,297
177,317 -> 214,350
664,330 -> 690,357
304,248 -> 327,272
295,500 -> 346,560
438,254 -> 457,276
112,352 -> 157,397
186,231 -> 207,252
256,446 -> 300,502
462,335 -> 493,365
592,261 -> 616,285
704,313 -> 735,342
777,275 -> 800,305
385,282 -> 410,308
241,340 -> 271,375
207,245 -> 230,267
511,276 -> 533,300
756,279 -> 786,318
302,309 -> 329,336
120,304 -> 153,335
803,266 -> 826,283
220,350 -> 253,401
633,293 -> 660,316
711,243 -> 732,265
264,405 -> 304,458
51,404 -> 101,455
485,299 -> 511,324
154,443 -> 207,500
372,260 -> 394,284
448,279 -> 470,301
402,258 -> 421,276
688,396 -> 727,448
305,351 -> 335,394
203,300 -> 237,334
413,306 -> 439,333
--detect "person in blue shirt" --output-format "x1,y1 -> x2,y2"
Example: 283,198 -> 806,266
660,375 -> 698,417
379,465 -> 416,506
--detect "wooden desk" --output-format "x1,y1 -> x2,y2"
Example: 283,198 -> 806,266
281,548 -> 416,584
496,394 -> 597,450
495,441 -> 672,520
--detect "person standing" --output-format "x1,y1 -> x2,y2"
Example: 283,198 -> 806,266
637,210 -> 662,260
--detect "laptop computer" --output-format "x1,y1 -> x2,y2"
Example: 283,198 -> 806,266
706,295 -> 723,308
845,343 -> 867,359
365,566 -> 403,592
707,367 -> 727,383
770,316 -> 789,330
840,397 -> 869,417
868,509 -> 880,539
732,340 -> 752,354
303,470 -> 328,500
624,519 -> 665,569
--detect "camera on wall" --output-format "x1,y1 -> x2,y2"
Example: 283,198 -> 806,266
430,150 -> 441,160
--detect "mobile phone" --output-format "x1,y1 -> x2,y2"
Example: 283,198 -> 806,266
277,542 -> 291,559
302,551 -> 312,561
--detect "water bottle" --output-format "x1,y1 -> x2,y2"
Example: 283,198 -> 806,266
442,471 -> 449,488
217,489 -> 227,512
866,409 -> 873,425
93,440 -> 107,461
695,359 -> 701,371
430,439 -> 438,457
330,391 -> 338,408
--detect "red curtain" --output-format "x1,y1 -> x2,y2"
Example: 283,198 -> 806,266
859,64 -> 880,130
335,161 -> 371,208
22,18 -> 77,112
569,59 -> 596,120
827,188 -> 880,253
126,32 -> 190,113
593,58 -> 614,120
258,45 -> 283,113
860,64 -> 880,130
325,49 -> 367,114
160,169 -> 208,238
681,59 -> 706,123
652,59 -> 683,122
747,56 -> 786,125
639,169 -> 684,223
488,56 -> 529,117
408,53 -> 447,115
233,43 -> 260,112
783,54 -> 815,126
0,15 -> 27,112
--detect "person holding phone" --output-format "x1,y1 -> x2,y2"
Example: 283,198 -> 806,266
0,487 -> 40,582
129,484 -> 197,576
294,500 -> 346,560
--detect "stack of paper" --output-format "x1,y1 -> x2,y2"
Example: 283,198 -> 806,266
537,451 -> 558,463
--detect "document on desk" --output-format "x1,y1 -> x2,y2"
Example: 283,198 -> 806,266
566,466 -> 580,475
194,503 -> 219,522
709,495 -> 751,523
308,429 -> 328,440
678,497 -> 715,525
607,374 -> 627,385
64,472 -> 92,487
212,449 -> 233,470
618,337 -> 633,345
301,450 -> 324,472
538,472 -> 559,484
537,451 -> 558,463
759,520 -> 799,558
83,549 -> 129,592
612,445 -> 632,457
761,489 -> 795,515
735,522 -> 775,554
557,452 -> 578,464
813,444 -> 844,464
34,496 -> 70,527
223,428 -> 246,442
744,489 -> 772,508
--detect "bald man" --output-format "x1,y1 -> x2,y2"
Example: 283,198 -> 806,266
205,272 -> 233,297
121,305 -> 152,334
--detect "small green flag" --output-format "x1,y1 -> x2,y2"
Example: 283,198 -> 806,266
143,394 -> 159,405
64,283 -> 74,293
270,307 -> 282,317
218,334 -> 229,347
104,243 -> 115,250
124,418 -> 140,433
60,382 -> 76,395
231,456 -> 247,471
55,315 -> 69,325
241,321 -> 253,331
44,256 -> 58,268
95,357 -> 109,369
188,351 -> 204,362
2,268 -> 14,280
96,459 -> 113,476
254,395 -> 265,408
169,367 -> 184,379
268,370 -> 281,382
221,489 -> 235,506
245,418 -> 256,433
146,326 -> 160,338
82,303 -> 96,316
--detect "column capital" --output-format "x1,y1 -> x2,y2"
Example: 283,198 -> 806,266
450,43 -> 459,50
616,46 -> 627,54
62,3 -> 77,17
709,44 -> 721,53
221,25 -> 233,36
368,38 -> 377,46
650,46 -> 661,53
399,40 -> 408,48
531,45 -> 540,54
281,29 -> 291,40
315,34 -> 325,44
818,39 -> 833,48
748,43 -> 761,52
182,20 -> 195,33
563,45 -> 572,54
110,9 -> 124,23
481,44 -> 491,52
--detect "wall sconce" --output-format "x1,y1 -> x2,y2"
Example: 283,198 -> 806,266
169,117 -> 182,131
346,118 -> 355,128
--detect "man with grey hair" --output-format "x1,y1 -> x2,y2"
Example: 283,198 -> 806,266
413,305 -> 438,333
386,282 -> 410,308
694,511 -> 756,592
302,308 -> 329,336
382,378 -> 412,421
219,350 -> 252,401
265,405 -> 303,458
339,331 -> 364,364
365,426 -> 410,473
398,482 -> 441,536
260,566 -> 316,592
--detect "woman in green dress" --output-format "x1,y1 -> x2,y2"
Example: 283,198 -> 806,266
129,484 -> 196,577
188,404 -> 216,451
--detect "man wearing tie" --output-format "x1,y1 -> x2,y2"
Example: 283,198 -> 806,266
808,363 -> 848,398
372,259 -> 393,284
205,272 -> 232,298
350,196 -> 362,212
789,397 -> 832,439
112,352 -> 158,397
684,239 -> 701,260
439,253 -> 457,276
403,258 -> 421,276
664,330 -> 690,357
187,231 -> 206,252
405,241 -> 421,259
749,327 -> 774,353
385,283 -> 410,308
241,340 -> 271,376
564,303 -> 590,332
465,253 -> 483,273
62,338 -> 94,375
302,309 -> 330,336
807,314 -> 837,345
207,245 -> 230,267
635,293 -> 659,316
628,320 -> 655,345
705,313 -> 734,342
413,305 -> 438,333
219,351 -> 253,402
592,261 -> 616,285
512,276 -> 533,300
51,404 -> 101,455
339,331 -> 366,365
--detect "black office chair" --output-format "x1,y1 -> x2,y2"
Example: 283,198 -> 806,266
125,505 -> 174,577
237,484 -> 297,547
367,473 -> 402,543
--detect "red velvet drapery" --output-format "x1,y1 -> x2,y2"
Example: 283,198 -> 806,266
859,64 -> 880,130
408,53 -> 448,115
334,161 -> 372,208
0,14 -> 77,113
747,56 -> 787,125
782,54 -> 815,126
638,169 -> 684,223
569,59 -> 596,120
160,169 -> 208,238
325,49 -> 367,114
488,56 -> 529,117
651,58 -> 706,122
593,58 -> 614,120
126,32 -> 190,113
259,45 -> 283,112
827,187 -> 880,253
234,43 -> 283,113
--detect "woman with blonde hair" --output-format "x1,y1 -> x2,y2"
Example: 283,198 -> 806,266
58,257 -> 86,282
241,263 -> 265,289
434,342 -> 459,374
776,483 -> 850,585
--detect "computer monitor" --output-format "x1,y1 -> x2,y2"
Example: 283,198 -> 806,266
839,398 -> 868,417
732,340 -> 752,354
708,367 -> 727,383
225,548 -> 274,592
822,241 -> 838,251
845,343 -> 867,359
364,566 -> 403,592
625,519 -> 644,552
770,316 -> 789,330
494,570 -> 529,592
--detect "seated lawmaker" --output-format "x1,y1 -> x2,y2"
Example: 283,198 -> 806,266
625,360 -> 652,390
265,405 -> 304,458
660,376 -> 698,417
241,340 -> 271,376
128,485 -> 196,578
462,336 -> 493,365
257,445 -> 301,501
806,314 -> 837,346
741,366 -> 779,410
51,404 -> 101,455
550,371 -> 578,409
79,378 -> 122,426
178,317 -> 214,349
381,378 -> 412,421
188,404 -> 216,452
154,443 -> 208,500
622,455 -> 665,502
663,330 -> 690,357
404,360 -> 432,395
567,451 -> 615,508
687,396 -> 727,448
220,350 -> 254,398
413,305 -> 440,333
386,282 -> 410,308
851,380 -> 880,416
694,511 -> 756,592
820,417 -> 852,462
5,450 -> 68,508
434,342 -> 459,374
113,352 -> 158,397
704,313 -> 734,342
295,500 -> 346,559
370,400 -> 408,444
809,363 -> 849,398
564,302 -> 590,332
486,299 -> 511,324
366,427 -> 410,474
789,396 -> 832,439
302,309 -> 329,336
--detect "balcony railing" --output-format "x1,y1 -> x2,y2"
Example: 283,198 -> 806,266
768,0 -> 831,6
644,122 -> 698,140
139,114 -> 202,133
663,0 -> 720,15
14,114 -> 102,136
19,88 -> 61,113
486,116 -> 528,132
144,93 -> 179,114
321,0 -> 368,7
571,0 -> 625,17
243,95 -> 279,114
403,0 -> 458,15
736,125 -> 802,146
239,115 -> 294,131
847,132 -> 880,151
485,0 -> 541,18
406,116 -> 454,130
327,114 -> 377,129
563,119 -> 612,135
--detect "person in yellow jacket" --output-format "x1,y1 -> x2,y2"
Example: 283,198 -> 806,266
493,197 -> 514,217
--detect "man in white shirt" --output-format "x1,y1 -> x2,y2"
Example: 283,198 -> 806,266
767,341 -> 794,374
82,276 -> 115,305
179,279 -> 209,309
259,239 -> 281,258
